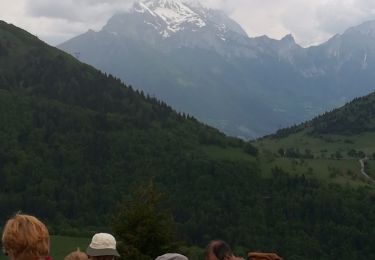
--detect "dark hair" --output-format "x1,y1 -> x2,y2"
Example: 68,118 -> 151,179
89,256 -> 114,260
205,240 -> 233,260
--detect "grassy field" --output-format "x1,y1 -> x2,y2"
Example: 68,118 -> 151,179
199,133 -> 375,187
0,236 -> 90,260
255,131 -> 375,187
257,131 -> 375,157
49,236 -> 90,260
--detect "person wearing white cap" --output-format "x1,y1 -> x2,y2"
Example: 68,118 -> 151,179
86,233 -> 120,259
155,253 -> 188,260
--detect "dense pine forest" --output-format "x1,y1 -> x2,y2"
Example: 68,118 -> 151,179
1,21 -> 375,259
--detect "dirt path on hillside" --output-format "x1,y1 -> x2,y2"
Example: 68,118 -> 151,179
359,158 -> 373,181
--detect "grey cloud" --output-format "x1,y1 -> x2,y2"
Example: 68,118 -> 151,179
25,0 -> 135,21
5,0 -> 375,47
316,0 -> 375,35
26,0 -> 80,21
218,0 -> 375,46
23,0 -> 136,45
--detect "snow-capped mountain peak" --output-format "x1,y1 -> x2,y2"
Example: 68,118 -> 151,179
133,0 -> 206,36
101,0 -> 250,56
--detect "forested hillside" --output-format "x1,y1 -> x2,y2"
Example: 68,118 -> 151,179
273,91 -> 375,138
0,19 -> 253,229
1,21 -> 375,259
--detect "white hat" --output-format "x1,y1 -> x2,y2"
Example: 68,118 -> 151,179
86,233 -> 120,257
155,253 -> 188,260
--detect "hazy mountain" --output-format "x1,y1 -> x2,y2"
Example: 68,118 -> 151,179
59,0 -> 375,138
286,20 -> 375,100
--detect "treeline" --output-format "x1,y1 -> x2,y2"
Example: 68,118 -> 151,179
276,147 -> 375,160
277,148 -> 314,159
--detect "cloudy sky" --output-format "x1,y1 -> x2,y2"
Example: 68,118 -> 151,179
1,0 -> 375,46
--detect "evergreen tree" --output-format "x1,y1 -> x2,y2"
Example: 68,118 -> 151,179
112,181 -> 177,260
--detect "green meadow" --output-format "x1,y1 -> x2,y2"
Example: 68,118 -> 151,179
201,145 -> 256,162
255,131 -> 375,187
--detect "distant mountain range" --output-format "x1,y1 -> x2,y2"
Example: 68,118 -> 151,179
59,0 -> 375,138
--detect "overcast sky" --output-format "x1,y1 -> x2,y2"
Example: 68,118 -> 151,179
1,0 -> 375,47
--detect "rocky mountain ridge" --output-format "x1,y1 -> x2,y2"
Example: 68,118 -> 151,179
59,0 -> 375,138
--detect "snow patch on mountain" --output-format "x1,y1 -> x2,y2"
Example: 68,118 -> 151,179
135,2 -> 157,16
133,0 -> 207,37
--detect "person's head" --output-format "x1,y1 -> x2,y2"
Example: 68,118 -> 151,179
155,253 -> 188,260
205,240 -> 234,260
247,252 -> 283,260
2,213 -> 50,260
87,257 -> 114,260
64,249 -> 89,260
86,233 -> 120,260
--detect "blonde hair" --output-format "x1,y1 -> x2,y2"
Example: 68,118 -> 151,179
65,249 -> 89,260
2,214 -> 50,260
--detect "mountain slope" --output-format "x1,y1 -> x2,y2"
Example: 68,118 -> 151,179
287,20 -> 375,100
59,1 -> 375,138
0,18 -> 258,230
